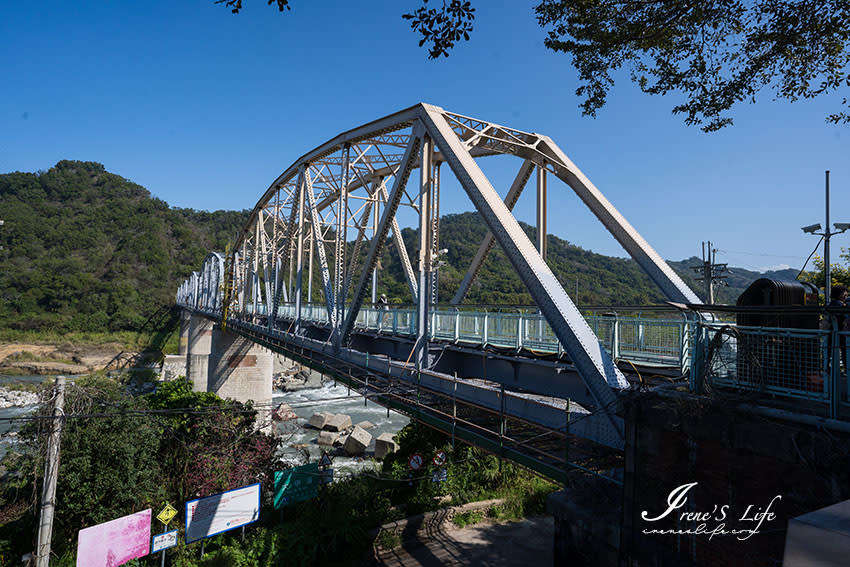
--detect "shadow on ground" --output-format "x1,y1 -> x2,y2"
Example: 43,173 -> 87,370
365,515 -> 553,567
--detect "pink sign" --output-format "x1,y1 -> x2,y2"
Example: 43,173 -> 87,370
76,509 -> 151,567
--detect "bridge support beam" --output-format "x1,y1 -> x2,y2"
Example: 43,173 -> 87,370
415,133 -> 433,370
186,314 -> 214,392
208,326 -> 274,431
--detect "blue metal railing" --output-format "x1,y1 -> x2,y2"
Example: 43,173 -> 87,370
258,303 -> 689,370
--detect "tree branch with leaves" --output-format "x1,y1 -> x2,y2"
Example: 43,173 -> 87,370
219,0 -> 850,132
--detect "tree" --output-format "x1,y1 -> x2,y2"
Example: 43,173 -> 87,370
0,376 -> 280,562
223,1 -> 850,132
145,379 -> 280,502
0,374 -> 164,559
801,247 -> 850,294
216,0 -> 289,14
533,0 -> 850,131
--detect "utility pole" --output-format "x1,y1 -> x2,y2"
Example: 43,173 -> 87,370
692,241 -> 729,304
800,171 -> 849,298
36,376 -> 65,567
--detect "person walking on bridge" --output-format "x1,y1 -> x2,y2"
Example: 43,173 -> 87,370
378,293 -> 389,329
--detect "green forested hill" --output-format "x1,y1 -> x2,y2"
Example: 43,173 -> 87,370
1,161 -> 781,334
0,161 -> 248,332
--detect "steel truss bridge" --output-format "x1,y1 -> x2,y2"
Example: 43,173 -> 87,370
177,103 -> 700,483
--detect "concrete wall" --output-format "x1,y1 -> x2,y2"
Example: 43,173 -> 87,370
619,391 -> 850,566
208,327 -> 273,428
161,354 -> 187,381
546,391 -> 850,566
186,314 -> 214,392
547,481 -> 621,566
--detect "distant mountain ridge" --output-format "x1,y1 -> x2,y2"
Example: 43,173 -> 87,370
0,161 -> 788,333
667,257 -> 800,305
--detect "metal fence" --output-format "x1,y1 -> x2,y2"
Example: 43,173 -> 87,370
265,303 -> 689,371
690,320 -> 850,418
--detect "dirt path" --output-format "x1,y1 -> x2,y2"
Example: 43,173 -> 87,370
0,343 -> 128,374
0,343 -> 55,362
365,516 -> 553,567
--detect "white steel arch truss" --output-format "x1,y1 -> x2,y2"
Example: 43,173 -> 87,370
193,103 -> 700,449
176,252 -> 225,315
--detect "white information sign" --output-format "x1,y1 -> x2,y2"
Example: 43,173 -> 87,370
151,530 -> 178,553
185,483 -> 261,543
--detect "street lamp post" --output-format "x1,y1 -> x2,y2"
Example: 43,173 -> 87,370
801,171 -> 849,297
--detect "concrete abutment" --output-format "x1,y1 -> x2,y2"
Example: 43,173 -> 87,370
179,311 -> 274,431
208,326 -> 273,423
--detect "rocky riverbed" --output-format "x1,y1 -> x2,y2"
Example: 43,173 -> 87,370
0,387 -> 40,409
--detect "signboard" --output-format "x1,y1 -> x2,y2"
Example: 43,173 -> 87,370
151,530 -> 178,553
274,462 -> 319,509
156,503 -> 177,526
431,468 -> 448,483
76,509 -> 151,567
408,453 -> 425,471
433,450 -> 448,467
319,452 -> 333,468
185,483 -> 261,544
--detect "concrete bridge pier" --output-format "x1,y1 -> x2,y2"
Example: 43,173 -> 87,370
208,326 -> 273,431
186,314 -> 214,392
178,309 -> 191,355
160,309 -> 193,381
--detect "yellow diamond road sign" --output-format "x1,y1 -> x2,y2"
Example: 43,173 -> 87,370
157,503 -> 177,526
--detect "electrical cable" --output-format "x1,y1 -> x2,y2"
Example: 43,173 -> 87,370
796,235 -> 825,280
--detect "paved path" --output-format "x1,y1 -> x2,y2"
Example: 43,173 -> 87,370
365,516 -> 553,567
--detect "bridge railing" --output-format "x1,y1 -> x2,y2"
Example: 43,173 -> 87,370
689,313 -> 850,420
184,298 -> 690,371
256,303 -> 689,370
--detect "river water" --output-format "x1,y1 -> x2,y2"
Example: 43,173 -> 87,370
0,374 -> 409,470
0,375 -> 49,457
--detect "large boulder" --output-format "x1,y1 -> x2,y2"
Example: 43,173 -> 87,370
317,430 -> 340,446
274,367 -> 323,392
343,426 -> 372,456
272,403 -> 297,422
308,412 -> 334,429
324,413 -> 352,432
355,420 -> 375,430
374,432 -> 399,460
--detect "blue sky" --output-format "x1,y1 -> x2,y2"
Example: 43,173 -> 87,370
2,0 -> 848,272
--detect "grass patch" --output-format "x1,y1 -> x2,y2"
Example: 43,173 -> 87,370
0,330 -> 144,350
451,510 -> 484,528
377,530 -> 401,550
4,352 -> 77,365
